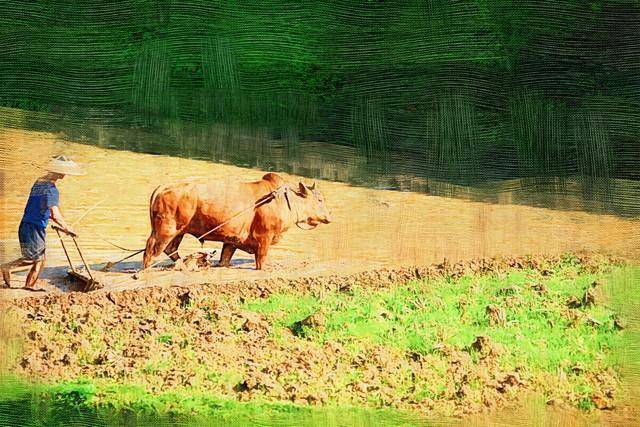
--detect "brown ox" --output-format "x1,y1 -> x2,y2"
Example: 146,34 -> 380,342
142,173 -> 331,270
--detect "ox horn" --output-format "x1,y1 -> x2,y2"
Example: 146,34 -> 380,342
299,181 -> 310,196
310,181 -> 316,190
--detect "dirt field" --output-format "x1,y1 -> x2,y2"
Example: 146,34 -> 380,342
2,253 -> 636,422
1,127 -> 639,300
0,255 -> 632,415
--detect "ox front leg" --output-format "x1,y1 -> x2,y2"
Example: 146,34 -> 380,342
254,238 -> 271,270
164,234 -> 185,269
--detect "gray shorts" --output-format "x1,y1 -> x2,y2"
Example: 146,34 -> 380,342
18,221 -> 46,261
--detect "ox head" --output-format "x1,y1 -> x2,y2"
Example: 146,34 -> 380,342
296,181 -> 332,226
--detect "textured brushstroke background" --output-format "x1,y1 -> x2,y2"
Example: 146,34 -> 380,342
1,0 -> 639,213
1,0 -> 639,425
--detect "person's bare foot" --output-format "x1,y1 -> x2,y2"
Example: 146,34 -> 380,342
1,268 -> 10,288
23,285 -> 47,292
23,280 -> 47,292
23,287 -> 46,292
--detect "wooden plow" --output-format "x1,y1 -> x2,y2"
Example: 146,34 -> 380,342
52,225 -> 103,292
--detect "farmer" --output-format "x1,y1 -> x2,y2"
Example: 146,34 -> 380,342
1,155 -> 85,291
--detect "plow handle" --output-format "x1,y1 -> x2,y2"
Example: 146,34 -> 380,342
54,227 -> 75,272
52,225 -> 77,238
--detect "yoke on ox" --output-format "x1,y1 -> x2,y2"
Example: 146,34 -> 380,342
142,173 -> 331,271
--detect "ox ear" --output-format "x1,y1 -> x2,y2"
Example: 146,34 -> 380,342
299,182 -> 310,197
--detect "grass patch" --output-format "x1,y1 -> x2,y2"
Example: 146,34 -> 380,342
0,376 -> 419,426
244,257 -> 631,410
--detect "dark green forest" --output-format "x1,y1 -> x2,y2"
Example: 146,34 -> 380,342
1,0 -> 639,186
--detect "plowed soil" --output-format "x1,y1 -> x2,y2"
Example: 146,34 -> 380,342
1,253 -> 629,418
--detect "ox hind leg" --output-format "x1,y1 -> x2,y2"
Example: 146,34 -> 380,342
254,236 -> 272,270
218,243 -> 237,267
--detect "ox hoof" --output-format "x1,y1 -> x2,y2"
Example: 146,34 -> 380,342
132,273 -> 140,280
172,259 -> 186,271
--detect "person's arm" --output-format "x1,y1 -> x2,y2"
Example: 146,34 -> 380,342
47,184 -> 77,237
50,206 -> 76,236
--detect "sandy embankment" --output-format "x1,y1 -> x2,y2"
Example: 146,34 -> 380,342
1,127 -> 638,298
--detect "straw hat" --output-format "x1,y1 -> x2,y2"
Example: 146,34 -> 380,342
46,155 -> 86,176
